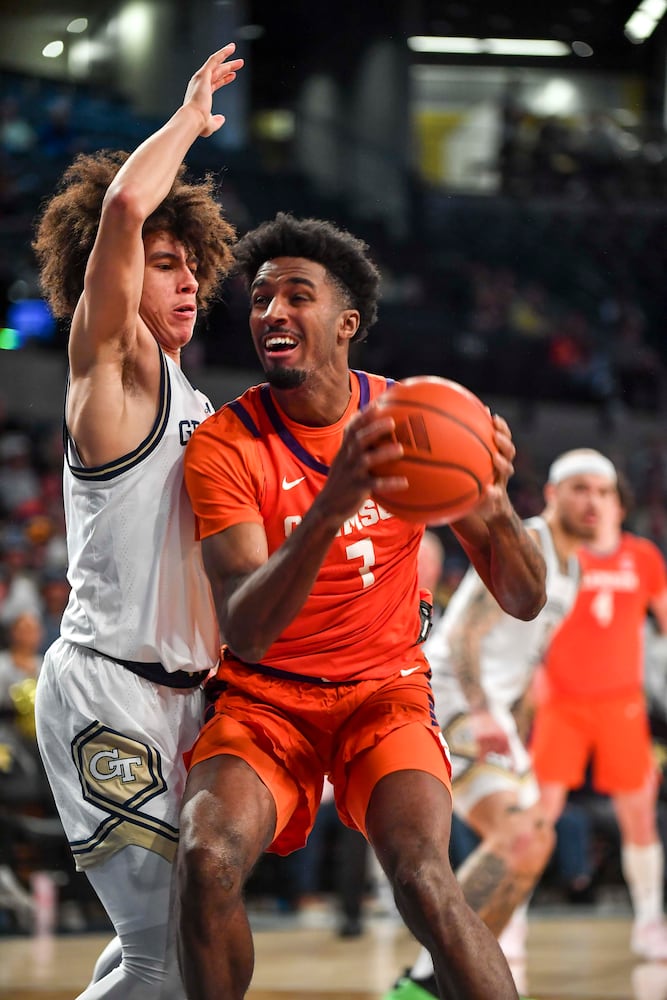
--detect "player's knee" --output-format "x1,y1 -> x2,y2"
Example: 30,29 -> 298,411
178,811 -> 245,929
490,806 -> 555,875
390,847 -> 457,916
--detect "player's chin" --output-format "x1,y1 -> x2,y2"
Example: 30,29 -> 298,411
265,366 -> 307,389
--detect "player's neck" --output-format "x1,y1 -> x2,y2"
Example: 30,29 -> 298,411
545,512 -> 580,561
586,528 -> 622,556
270,371 -> 353,427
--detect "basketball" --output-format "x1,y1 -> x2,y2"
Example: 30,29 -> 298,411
369,376 -> 497,525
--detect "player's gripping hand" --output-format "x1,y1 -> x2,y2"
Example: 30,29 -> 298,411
475,413 -> 516,522
314,407 -> 407,527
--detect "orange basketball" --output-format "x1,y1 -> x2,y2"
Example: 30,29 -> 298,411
369,376 -> 497,525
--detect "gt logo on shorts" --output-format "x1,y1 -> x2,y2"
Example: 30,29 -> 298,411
88,748 -> 143,783
69,722 -> 178,868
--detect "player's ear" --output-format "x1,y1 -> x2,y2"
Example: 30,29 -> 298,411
338,309 -> 360,343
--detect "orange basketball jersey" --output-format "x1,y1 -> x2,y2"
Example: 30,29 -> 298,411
184,371 -> 426,682
544,532 -> 667,698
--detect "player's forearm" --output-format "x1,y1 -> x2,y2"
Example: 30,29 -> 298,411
456,509 -> 546,621
104,105 -> 207,222
450,647 -> 487,711
448,592 -> 498,708
219,507 -> 341,663
486,510 -> 546,619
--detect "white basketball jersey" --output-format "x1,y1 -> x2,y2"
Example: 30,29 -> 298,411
60,349 -> 219,673
428,516 -> 579,710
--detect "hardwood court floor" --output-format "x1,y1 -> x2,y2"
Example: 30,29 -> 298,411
2,908 -> 667,999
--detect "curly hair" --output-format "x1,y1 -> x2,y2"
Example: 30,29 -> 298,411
32,149 -> 236,318
232,212 -> 381,343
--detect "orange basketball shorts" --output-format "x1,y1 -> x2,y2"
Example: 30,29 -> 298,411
530,689 -> 657,794
187,659 -> 452,855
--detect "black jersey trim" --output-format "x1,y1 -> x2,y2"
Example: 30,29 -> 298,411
65,346 -> 171,482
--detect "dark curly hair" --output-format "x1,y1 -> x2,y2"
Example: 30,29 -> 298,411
32,150 -> 236,318
232,212 -> 381,343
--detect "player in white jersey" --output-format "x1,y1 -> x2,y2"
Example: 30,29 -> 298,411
384,449 -> 617,1000
31,46 -> 242,999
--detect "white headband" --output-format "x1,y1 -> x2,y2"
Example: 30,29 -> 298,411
548,451 -> 617,485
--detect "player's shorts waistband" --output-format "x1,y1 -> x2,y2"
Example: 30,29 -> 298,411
230,657 -> 364,686
85,647 -> 208,689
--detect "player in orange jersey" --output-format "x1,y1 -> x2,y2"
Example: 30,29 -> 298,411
175,212 -> 546,1000
531,450 -> 667,960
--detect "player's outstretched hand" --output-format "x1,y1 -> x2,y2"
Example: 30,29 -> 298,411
183,43 -> 244,137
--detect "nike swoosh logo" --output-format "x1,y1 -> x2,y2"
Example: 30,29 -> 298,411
400,665 -> 421,677
282,475 -> 306,491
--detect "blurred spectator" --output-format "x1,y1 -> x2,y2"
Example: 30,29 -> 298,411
531,115 -> 578,196
0,433 -> 41,518
611,304 -> 666,413
0,610 -> 43,712
0,96 -> 36,157
0,525 -> 41,628
38,568 -> 69,653
38,96 -> 79,159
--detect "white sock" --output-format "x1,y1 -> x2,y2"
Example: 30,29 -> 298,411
410,946 -> 435,980
498,901 -> 528,948
622,842 -> 664,927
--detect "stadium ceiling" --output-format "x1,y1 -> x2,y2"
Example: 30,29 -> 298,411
248,0 -> 661,73
1,1 -> 662,78
411,0 -> 656,66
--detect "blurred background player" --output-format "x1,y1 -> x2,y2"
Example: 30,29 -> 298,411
383,447 -> 617,1000
530,459 -> 667,961
30,46 -> 241,999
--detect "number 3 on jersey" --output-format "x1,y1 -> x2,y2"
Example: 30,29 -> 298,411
346,538 -> 376,589
591,587 -> 613,627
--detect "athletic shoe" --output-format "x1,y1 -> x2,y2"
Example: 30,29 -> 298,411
381,974 -> 438,999
631,920 -> 667,960
381,971 -> 537,1000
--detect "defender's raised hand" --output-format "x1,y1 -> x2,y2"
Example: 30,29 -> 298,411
183,43 -> 244,137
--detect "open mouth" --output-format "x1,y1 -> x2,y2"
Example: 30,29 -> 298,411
263,334 -> 299,355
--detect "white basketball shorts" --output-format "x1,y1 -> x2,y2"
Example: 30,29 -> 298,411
35,638 -> 204,871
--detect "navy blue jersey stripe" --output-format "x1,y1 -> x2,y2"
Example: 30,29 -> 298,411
260,383 -> 330,475
228,399 -> 261,438
257,372 -> 384,476
352,369 -> 371,407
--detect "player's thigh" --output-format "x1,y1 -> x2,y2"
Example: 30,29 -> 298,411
346,715 -> 453,866
365,762 -> 455,878
332,671 -> 451,834
530,697 -> 591,787
594,693 -> 656,794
